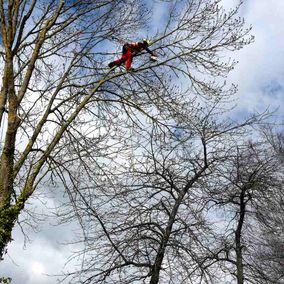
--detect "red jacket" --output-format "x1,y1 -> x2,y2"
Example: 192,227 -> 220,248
122,42 -> 154,55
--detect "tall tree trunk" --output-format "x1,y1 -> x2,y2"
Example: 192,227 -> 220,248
0,201 -> 24,259
0,50 -> 20,258
150,164 -> 208,283
150,216 -> 176,284
235,189 -> 246,284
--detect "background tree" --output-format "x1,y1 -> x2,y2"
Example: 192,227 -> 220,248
205,133 -> 283,284
253,127 -> 284,283
58,90 -> 273,283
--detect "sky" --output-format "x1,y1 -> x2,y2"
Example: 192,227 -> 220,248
1,0 -> 284,283
222,0 -> 284,120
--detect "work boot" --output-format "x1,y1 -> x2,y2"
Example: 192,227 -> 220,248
108,62 -> 116,68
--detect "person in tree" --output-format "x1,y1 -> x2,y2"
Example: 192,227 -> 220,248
108,39 -> 157,70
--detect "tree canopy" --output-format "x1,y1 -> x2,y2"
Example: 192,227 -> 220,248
0,0 -> 283,283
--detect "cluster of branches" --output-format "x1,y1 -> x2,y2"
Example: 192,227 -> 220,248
0,0 -> 283,283
0,0 -> 150,258
59,103 -> 283,284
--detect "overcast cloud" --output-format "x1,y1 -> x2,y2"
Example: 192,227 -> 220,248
224,0 -> 284,119
1,0 -> 283,283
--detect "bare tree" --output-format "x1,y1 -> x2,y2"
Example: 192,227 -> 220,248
0,0 -> 149,259
0,0 -> 253,276
56,94 -> 270,284
252,127 -> 284,283
206,137 -> 283,284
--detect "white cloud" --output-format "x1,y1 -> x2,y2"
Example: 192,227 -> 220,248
225,0 -> 284,118
0,197 -> 82,284
0,227 -> 74,283
30,261 -> 45,277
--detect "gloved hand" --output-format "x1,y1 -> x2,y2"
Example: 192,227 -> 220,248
150,55 -> 158,62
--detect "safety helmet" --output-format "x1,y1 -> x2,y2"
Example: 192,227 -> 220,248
143,39 -> 151,46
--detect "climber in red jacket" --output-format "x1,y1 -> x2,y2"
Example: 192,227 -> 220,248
108,39 -> 157,70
